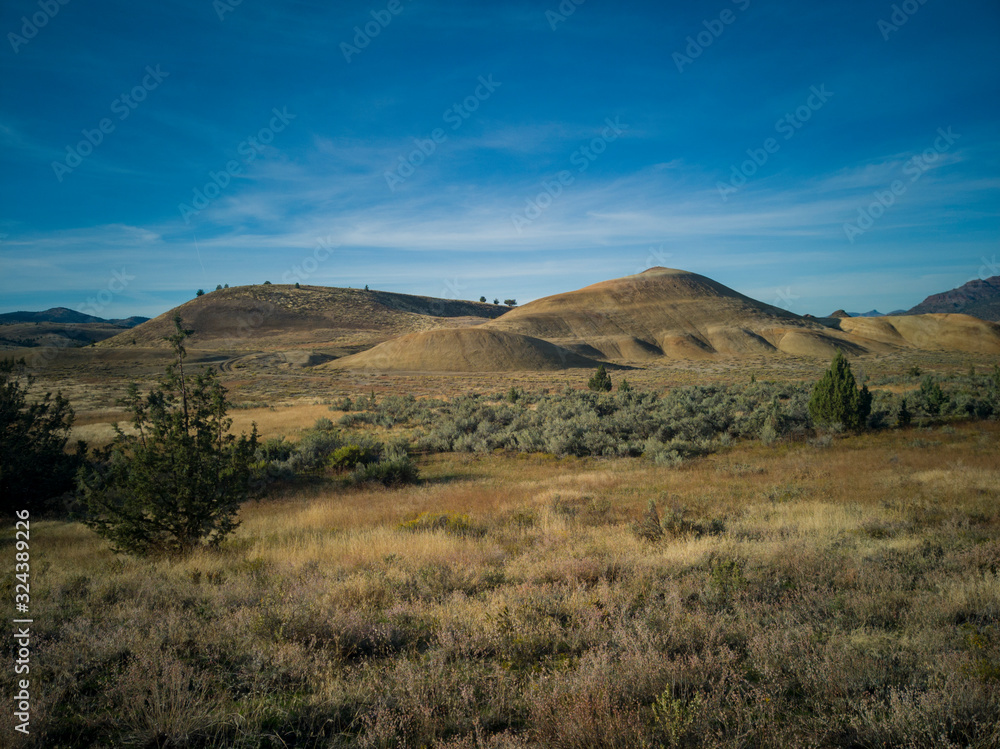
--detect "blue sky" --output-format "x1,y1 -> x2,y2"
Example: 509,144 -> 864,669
1,0 -> 998,318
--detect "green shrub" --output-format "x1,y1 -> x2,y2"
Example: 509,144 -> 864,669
897,397 -> 912,428
348,451 -> 419,487
329,443 -> 379,470
1,358 -> 85,514
290,427 -> 345,472
808,351 -> 871,430
252,436 -> 296,483
919,376 -> 948,416
653,689 -> 704,748
708,558 -> 747,598
80,315 -> 258,555
587,365 -> 612,392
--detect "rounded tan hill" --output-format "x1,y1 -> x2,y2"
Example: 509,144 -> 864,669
484,267 -> 870,360
832,314 -> 1000,354
326,328 -> 603,372
97,284 -> 506,351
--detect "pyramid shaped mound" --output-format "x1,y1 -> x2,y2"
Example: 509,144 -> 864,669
832,313 -> 1000,354
326,328 -> 604,372
484,267 -> 867,360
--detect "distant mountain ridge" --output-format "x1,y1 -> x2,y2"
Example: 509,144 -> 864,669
0,307 -> 150,327
906,276 -> 1000,321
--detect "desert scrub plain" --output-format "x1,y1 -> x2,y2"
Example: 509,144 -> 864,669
3,387 -> 1000,747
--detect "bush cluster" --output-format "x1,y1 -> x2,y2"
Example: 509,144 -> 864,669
253,418 -> 419,488
339,365 -> 999,464
365,381 -> 815,460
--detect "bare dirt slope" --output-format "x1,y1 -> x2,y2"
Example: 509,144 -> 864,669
484,267 -> 870,360
822,313 -> 1000,354
98,285 -> 507,351
326,328 -> 603,372
92,271 -> 1000,374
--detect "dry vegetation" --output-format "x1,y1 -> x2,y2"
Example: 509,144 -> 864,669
4,418 -> 999,747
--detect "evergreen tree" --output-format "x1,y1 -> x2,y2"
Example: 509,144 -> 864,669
1,358 -> 85,514
588,364 -> 612,392
80,315 -> 258,555
919,376 -> 947,416
897,397 -> 912,428
808,351 -> 871,430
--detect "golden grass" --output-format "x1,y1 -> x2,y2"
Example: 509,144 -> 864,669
7,420 -> 1000,748
228,402 -> 342,439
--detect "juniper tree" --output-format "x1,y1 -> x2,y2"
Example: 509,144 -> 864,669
80,315 -> 258,555
919,375 -> 947,416
897,397 -> 912,428
588,364 -> 612,392
808,351 -> 871,431
0,358 -> 85,514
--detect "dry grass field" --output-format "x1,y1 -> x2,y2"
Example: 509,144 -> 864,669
4,414 -> 999,747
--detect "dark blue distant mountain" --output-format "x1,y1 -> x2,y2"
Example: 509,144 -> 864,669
0,308 -> 149,327
906,276 -> 1000,322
